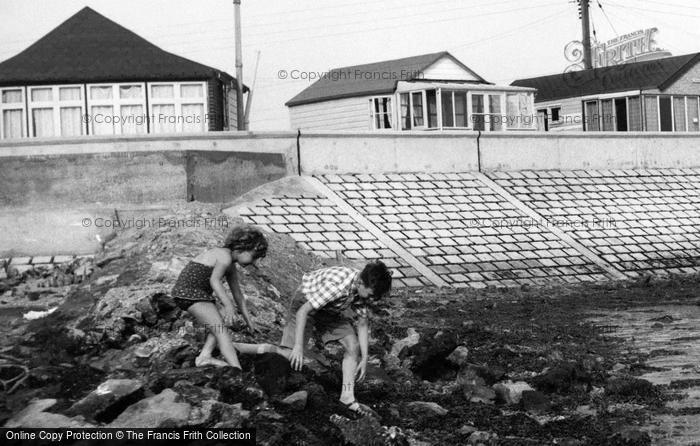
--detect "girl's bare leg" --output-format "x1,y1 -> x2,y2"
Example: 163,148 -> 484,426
194,334 -> 227,367
188,302 -> 242,369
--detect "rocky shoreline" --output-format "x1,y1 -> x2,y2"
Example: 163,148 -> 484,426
1,203 -> 697,445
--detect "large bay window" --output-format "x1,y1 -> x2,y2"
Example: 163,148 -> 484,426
28,85 -> 85,137
149,82 -> 207,133
1,88 -> 25,139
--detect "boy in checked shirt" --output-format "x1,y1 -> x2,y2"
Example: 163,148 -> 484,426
278,261 -> 392,417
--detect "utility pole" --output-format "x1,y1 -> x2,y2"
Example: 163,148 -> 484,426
580,0 -> 593,69
233,0 -> 245,130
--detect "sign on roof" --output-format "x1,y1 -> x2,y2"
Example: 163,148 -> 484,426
592,28 -> 671,68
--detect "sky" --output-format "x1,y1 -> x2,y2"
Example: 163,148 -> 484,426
1,0 -> 699,130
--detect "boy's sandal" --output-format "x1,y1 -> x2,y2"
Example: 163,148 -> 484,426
342,400 -> 379,418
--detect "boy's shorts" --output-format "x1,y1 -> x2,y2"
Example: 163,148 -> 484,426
279,291 -> 357,349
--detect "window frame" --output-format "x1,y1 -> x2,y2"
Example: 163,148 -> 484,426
147,81 -> 208,133
0,86 -> 26,139
368,95 -> 394,131
27,84 -> 86,138
86,82 -> 148,136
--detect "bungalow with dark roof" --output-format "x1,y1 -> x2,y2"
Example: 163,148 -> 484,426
0,7 -> 246,140
511,53 -> 700,132
285,52 -> 536,132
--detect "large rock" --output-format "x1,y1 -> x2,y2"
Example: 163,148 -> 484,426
406,401 -> 448,417
531,362 -> 592,393
280,390 -> 308,411
390,328 -> 420,357
492,380 -> 535,405
463,384 -> 496,404
330,414 -> 408,446
521,390 -> 550,413
131,331 -> 192,366
66,379 -> 144,422
108,389 -> 191,428
87,285 -> 171,345
446,346 -> 470,367
187,400 -> 250,427
4,399 -> 95,428
212,402 -> 250,428
406,330 -> 460,381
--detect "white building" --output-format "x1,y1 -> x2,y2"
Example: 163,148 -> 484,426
286,52 -> 536,132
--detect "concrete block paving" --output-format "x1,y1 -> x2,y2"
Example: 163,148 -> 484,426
488,170 -> 700,276
316,173 -> 610,288
236,193 -> 429,287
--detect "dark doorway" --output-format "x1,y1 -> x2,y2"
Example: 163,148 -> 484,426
615,98 -> 628,131
659,96 -> 673,131
538,109 -> 549,131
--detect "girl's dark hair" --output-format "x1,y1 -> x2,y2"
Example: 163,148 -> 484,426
359,261 -> 392,298
223,225 -> 268,259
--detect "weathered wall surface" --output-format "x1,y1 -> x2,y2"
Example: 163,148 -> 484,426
478,132 -> 700,171
299,132 -> 480,174
0,133 -> 298,207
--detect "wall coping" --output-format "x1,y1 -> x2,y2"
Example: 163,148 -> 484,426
0,130 -> 299,149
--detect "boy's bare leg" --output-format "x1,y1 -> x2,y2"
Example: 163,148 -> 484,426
232,342 -> 285,355
337,334 -> 376,416
188,302 -> 242,369
338,334 -> 360,405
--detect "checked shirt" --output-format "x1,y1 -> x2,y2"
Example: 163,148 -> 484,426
300,266 -> 369,319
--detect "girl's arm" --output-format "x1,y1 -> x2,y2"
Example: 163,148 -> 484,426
209,250 -> 237,323
225,262 -> 256,332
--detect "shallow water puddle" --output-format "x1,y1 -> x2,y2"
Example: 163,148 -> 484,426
588,305 -> 700,445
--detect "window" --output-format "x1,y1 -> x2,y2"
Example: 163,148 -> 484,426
400,93 -> 411,130
369,96 -> 393,130
585,101 -> 600,131
659,96 -> 673,131
28,85 -> 85,137
440,90 -> 469,128
644,96 -> 659,131
614,98 -> 628,132
628,96 -> 642,131
507,93 -> 535,130
149,82 -> 208,133
488,94 -> 502,131
550,107 -> 561,122
1,88 -> 25,139
411,92 -> 424,128
600,99 -> 614,131
426,90 -> 438,128
86,83 -> 147,135
688,97 -> 699,132
471,94 -> 485,131
673,97 -> 686,131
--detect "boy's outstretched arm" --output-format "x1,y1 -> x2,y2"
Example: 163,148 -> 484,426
290,301 -> 313,370
356,317 -> 369,381
225,264 -> 256,333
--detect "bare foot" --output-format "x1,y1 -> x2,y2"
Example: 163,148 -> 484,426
195,356 -> 229,368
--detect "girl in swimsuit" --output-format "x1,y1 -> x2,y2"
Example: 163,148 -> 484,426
171,224 -> 269,370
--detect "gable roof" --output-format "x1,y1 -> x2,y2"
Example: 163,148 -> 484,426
0,7 -> 240,87
511,53 -> 700,103
285,51 -> 489,107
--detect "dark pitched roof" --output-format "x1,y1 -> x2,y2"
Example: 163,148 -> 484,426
0,7 -> 240,87
511,53 -> 700,103
286,51 -> 489,107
